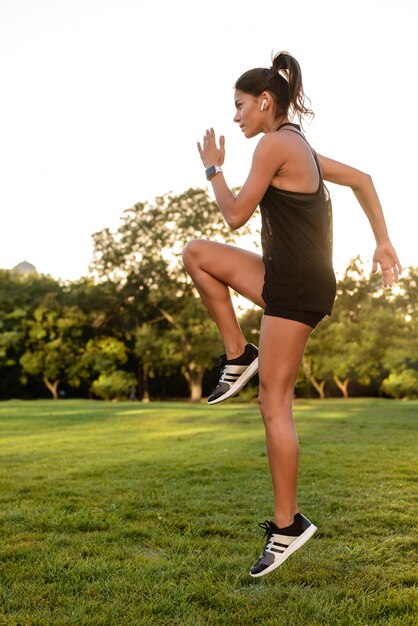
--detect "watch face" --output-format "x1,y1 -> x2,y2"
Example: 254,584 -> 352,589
206,165 -> 217,179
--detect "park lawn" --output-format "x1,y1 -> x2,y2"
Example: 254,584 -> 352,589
0,399 -> 416,626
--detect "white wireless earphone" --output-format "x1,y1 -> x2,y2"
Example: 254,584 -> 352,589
260,100 -> 267,111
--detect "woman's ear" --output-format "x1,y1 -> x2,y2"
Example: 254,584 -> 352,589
260,92 -> 272,111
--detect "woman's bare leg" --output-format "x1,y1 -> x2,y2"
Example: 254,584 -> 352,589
183,239 -> 313,526
182,239 -> 265,359
258,315 -> 312,528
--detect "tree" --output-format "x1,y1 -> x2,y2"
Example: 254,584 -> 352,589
381,369 -> 418,399
307,315 -> 361,398
135,323 -> 178,402
89,188 -> 251,400
0,270 -> 61,398
302,337 -> 328,399
20,303 -> 88,399
303,257 -> 400,398
91,370 -> 137,401
79,335 -> 132,398
90,189 -> 241,285
380,296 -> 418,398
160,294 -> 224,401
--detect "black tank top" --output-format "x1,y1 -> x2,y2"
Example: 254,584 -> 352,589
260,123 -> 336,314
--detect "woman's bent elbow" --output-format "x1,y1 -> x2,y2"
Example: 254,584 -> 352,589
352,171 -> 373,192
226,217 -> 244,231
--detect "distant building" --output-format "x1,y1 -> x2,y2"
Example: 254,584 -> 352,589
12,260 -> 38,275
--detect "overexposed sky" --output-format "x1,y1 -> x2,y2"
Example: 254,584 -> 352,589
1,0 -> 417,280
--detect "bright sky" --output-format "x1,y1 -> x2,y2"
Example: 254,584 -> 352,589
1,0 -> 417,281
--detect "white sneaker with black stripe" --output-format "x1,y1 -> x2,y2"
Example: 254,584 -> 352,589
250,513 -> 317,577
207,343 -> 258,405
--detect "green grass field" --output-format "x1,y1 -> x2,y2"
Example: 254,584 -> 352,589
0,399 -> 417,625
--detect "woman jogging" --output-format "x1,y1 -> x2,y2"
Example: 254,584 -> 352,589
182,51 -> 401,577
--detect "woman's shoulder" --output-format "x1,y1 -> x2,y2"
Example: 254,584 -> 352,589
255,130 -> 313,168
257,127 -> 309,151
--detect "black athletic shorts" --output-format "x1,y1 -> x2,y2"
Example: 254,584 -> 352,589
263,307 -> 326,329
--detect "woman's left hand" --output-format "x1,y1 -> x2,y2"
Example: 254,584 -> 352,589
372,241 -> 402,287
197,127 -> 225,168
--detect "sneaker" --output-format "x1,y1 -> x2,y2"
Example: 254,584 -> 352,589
250,513 -> 317,577
207,343 -> 259,405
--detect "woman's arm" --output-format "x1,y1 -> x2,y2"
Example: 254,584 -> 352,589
197,128 -> 284,230
317,154 -> 402,287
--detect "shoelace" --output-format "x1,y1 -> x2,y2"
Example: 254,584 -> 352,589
258,520 -> 276,555
258,520 -> 275,539
211,354 -> 228,390
215,353 -> 227,370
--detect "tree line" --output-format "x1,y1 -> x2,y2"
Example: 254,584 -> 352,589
1,188 -> 417,401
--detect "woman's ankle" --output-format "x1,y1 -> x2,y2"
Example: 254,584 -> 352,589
274,509 -> 298,529
225,340 -> 248,360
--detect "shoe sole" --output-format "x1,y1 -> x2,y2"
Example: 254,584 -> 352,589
207,357 -> 259,405
249,523 -> 318,577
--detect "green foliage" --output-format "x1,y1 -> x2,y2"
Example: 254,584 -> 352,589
238,306 -> 262,345
0,270 -> 62,397
20,303 -> 88,398
90,188 -> 238,288
89,188 -> 240,399
0,329 -> 22,366
382,369 -> 418,399
303,257 -> 418,398
2,195 -> 418,400
82,336 -> 128,375
135,323 -> 179,378
91,370 -> 137,400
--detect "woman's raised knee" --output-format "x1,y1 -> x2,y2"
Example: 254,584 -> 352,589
182,238 -> 205,269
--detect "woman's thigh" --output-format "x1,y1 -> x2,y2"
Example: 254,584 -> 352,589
258,315 -> 312,406
183,239 -> 266,308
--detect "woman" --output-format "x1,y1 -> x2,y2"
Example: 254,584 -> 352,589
182,51 -> 401,577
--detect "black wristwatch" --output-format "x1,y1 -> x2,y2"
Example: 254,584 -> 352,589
205,165 -> 223,180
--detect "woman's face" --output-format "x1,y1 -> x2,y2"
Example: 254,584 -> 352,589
233,90 -> 264,138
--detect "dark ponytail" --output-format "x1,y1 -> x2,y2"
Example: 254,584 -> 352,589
234,51 -> 314,126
